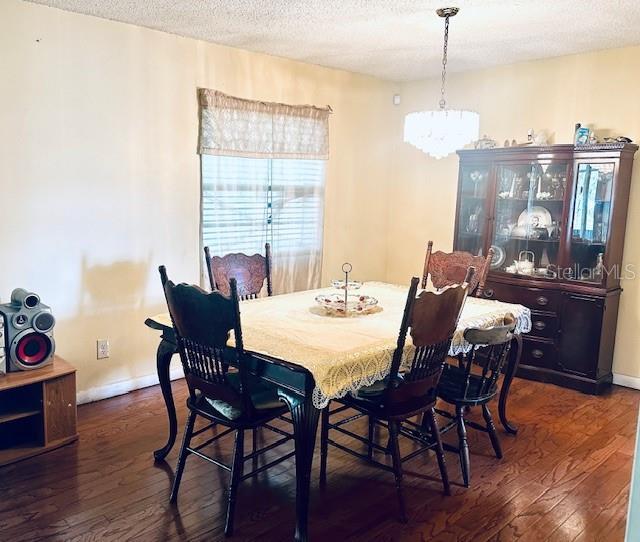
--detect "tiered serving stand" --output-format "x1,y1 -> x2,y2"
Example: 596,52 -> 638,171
315,263 -> 379,316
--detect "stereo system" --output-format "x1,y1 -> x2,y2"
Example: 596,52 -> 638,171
0,289 -> 56,374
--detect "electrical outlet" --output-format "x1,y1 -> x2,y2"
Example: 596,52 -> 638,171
97,339 -> 110,359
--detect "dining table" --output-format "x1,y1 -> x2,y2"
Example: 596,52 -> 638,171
145,281 -> 531,541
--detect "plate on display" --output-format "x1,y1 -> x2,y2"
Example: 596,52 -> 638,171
315,293 -> 378,316
331,279 -> 363,290
517,206 -> 553,229
490,245 -> 506,269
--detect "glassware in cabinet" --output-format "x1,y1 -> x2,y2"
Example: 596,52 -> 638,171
455,165 -> 490,255
489,161 -> 568,279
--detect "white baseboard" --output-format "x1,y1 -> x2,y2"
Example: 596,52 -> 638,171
76,369 -> 639,405
613,373 -> 640,391
76,365 -> 185,405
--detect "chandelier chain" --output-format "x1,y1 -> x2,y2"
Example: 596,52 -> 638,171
439,14 -> 450,110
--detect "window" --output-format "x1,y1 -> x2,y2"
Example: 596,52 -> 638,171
201,155 -> 325,291
197,89 -> 330,292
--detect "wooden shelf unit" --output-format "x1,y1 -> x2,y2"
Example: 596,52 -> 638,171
0,356 -> 78,467
0,409 -> 41,424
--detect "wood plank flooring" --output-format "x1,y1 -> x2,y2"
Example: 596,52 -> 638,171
0,377 -> 637,541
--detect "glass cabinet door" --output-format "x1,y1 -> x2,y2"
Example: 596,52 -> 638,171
567,162 -> 614,283
489,161 -> 568,279
455,165 -> 490,256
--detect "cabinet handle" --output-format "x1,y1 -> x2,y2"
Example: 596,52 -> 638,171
536,296 -> 549,306
531,349 -> 544,359
484,289 -> 494,299
533,321 -> 546,331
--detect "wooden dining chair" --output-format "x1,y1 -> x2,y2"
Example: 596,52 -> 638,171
422,240 -> 493,297
204,243 -> 273,300
159,266 -> 293,537
435,314 -> 516,487
319,268 -> 475,523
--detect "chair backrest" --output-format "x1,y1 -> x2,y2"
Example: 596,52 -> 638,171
422,240 -> 493,297
159,266 -> 255,417
204,243 -> 272,300
458,314 -> 516,400
384,268 -> 475,413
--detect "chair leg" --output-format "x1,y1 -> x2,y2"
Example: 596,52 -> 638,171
225,429 -> 244,537
419,411 -> 429,430
482,404 -> 503,459
367,415 -> 375,460
456,406 -> 471,488
252,427 -> 258,471
170,410 -> 196,504
427,408 -> 450,496
319,404 -> 330,489
388,421 -> 407,523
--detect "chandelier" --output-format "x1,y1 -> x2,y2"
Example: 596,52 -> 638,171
404,7 -> 479,159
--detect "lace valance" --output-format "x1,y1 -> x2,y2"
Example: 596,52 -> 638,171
198,89 -> 331,160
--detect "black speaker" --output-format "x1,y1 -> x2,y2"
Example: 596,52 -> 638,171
0,289 -> 55,373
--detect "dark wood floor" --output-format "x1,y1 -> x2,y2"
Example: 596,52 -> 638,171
0,376 -> 638,541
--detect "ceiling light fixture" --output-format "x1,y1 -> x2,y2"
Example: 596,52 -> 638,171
404,7 -> 479,159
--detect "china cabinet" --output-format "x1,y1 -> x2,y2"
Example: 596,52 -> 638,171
455,143 -> 637,393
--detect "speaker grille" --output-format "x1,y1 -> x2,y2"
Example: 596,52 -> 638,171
33,312 -> 55,332
16,332 -> 52,366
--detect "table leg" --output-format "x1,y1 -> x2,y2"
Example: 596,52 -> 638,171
278,389 -> 321,542
499,334 -> 523,435
154,338 -> 178,461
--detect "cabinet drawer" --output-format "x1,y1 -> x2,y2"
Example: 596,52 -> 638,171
528,312 -> 559,340
521,338 -> 558,370
483,281 -> 559,313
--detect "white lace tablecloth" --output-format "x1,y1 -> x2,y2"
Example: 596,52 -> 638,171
150,282 -> 531,408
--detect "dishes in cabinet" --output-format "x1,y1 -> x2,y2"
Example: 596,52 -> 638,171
535,267 -> 557,279
513,250 -> 535,275
490,245 -> 506,269
517,206 -> 553,229
513,206 -> 554,238
503,251 -> 536,275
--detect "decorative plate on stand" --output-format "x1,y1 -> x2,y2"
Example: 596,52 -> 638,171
331,279 -> 362,290
315,294 -> 378,316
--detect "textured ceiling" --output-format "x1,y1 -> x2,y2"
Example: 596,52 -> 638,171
26,0 -> 640,81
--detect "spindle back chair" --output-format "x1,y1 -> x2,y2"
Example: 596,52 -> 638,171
436,314 -> 516,487
204,243 -> 272,299
422,240 -> 493,297
320,267 -> 475,522
159,266 -> 292,536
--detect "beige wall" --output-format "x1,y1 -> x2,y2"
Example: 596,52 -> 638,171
388,46 -> 640,379
0,0 -> 396,396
